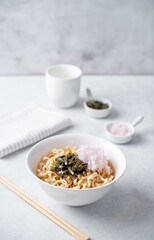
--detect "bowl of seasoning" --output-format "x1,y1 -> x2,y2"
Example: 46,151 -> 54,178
84,88 -> 112,118
105,116 -> 144,144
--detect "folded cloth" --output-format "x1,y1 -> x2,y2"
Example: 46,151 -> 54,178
0,104 -> 72,158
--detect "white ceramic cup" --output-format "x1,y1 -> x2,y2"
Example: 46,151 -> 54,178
45,64 -> 82,108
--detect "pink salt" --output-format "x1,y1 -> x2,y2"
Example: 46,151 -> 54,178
108,122 -> 132,137
77,145 -> 108,171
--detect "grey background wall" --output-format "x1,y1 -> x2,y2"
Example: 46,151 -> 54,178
0,0 -> 154,75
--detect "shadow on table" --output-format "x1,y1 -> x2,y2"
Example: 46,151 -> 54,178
126,128 -> 154,146
69,185 -> 153,227
73,97 -> 86,109
108,108 -> 119,119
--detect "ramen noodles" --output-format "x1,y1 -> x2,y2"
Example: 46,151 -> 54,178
36,146 -> 115,189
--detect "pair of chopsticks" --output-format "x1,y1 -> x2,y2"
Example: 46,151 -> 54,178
0,176 -> 90,240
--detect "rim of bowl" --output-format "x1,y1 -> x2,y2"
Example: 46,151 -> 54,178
26,133 -> 126,192
83,98 -> 112,112
45,64 -> 82,81
105,121 -> 135,139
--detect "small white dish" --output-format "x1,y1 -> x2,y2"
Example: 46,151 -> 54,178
84,98 -> 112,118
26,134 -> 126,206
105,116 -> 144,144
83,88 -> 112,118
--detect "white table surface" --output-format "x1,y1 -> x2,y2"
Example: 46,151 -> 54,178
0,75 -> 154,240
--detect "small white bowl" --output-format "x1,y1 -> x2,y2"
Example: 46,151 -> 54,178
105,121 -> 135,144
83,98 -> 112,118
26,134 -> 126,206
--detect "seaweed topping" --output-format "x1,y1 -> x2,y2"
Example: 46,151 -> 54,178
49,153 -> 88,175
86,100 -> 109,110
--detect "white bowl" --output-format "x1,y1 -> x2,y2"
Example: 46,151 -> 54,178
26,134 -> 126,206
105,121 -> 135,144
83,98 -> 112,118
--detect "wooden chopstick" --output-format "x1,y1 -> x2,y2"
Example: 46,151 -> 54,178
0,176 -> 90,240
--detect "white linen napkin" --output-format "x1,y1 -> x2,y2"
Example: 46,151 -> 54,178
0,104 -> 72,158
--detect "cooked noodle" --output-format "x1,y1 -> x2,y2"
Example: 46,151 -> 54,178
36,147 -> 115,189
